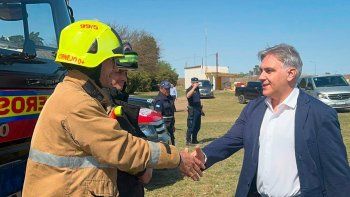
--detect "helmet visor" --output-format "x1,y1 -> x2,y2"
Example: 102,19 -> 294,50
114,51 -> 138,70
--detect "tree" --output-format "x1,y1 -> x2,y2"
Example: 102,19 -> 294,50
29,32 -> 44,46
110,23 -> 177,92
126,70 -> 152,93
8,35 -> 24,46
0,36 -> 7,42
253,65 -> 260,75
154,60 -> 179,86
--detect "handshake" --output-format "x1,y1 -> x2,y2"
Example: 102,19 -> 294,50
139,146 -> 206,183
178,146 -> 206,181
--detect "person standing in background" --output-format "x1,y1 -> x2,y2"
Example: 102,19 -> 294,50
186,77 -> 203,145
154,80 -> 176,145
170,83 -> 178,111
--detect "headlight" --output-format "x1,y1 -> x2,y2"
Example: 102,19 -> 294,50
317,93 -> 328,99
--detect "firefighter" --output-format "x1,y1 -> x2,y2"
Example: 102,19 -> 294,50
22,20 -> 204,196
153,80 -> 176,145
105,41 -> 151,197
186,77 -> 204,145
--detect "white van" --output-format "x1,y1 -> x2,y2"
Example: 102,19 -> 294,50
298,74 -> 350,109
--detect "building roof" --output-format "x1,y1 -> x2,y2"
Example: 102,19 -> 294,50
205,72 -> 239,78
184,65 -> 202,69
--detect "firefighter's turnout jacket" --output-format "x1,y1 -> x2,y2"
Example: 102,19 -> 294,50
22,70 -> 180,196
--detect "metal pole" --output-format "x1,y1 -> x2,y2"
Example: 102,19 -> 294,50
216,52 -> 218,90
201,57 -> 203,68
314,63 -> 316,75
205,28 -> 207,66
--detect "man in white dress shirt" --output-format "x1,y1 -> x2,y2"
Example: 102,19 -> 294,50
193,43 -> 350,197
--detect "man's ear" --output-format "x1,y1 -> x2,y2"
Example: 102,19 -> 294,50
287,68 -> 298,82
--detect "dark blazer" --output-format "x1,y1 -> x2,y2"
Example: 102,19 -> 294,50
203,90 -> 350,197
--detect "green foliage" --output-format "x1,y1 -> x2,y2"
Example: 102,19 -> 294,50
8,35 -> 24,46
153,60 -> 179,86
126,70 -> 151,93
29,32 -> 44,46
110,23 -> 178,92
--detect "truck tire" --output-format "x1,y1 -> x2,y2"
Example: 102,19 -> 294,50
238,95 -> 246,104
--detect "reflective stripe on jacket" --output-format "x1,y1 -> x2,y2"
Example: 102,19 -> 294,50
22,70 -> 180,197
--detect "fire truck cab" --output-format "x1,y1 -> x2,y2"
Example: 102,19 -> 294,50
0,0 -> 71,196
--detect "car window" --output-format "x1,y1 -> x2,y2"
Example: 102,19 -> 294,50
26,3 -> 57,59
298,78 -> 307,88
201,81 -> 210,87
248,81 -> 262,87
306,79 -> 314,89
198,80 -> 211,87
0,2 -> 57,60
313,76 -> 349,87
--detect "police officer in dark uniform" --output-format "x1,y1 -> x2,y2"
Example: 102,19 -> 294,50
186,77 -> 203,145
153,80 -> 176,145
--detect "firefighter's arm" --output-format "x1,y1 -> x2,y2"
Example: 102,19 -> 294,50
66,99 -> 180,174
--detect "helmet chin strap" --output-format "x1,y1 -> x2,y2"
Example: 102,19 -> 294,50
109,82 -> 129,102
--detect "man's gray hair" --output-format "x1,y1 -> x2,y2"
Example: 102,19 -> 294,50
258,43 -> 303,79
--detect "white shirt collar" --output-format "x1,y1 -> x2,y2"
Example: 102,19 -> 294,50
265,88 -> 299,111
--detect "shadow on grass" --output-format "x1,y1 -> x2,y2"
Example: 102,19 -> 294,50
199,137 -> 218,143
175,109 -> 186,112
145,168 -> 184,190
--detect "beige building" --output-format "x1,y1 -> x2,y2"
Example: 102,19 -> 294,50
184,65 -> 238,90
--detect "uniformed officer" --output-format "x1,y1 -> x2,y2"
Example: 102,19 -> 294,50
186,77 -> 203,145
22,20 -> 204,197
153,80 -> 176,145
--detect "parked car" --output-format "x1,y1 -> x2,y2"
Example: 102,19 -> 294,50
198,79 -> 214,98
235,81 -> 263,104
128,96 -> 154,109
298,74 -> 350,109
128,96 -> 171,144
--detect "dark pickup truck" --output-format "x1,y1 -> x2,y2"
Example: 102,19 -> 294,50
235,81 -> 262,104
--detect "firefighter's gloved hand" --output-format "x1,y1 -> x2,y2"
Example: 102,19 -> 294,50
138,168 -> 153,184
201,110 -> 205,116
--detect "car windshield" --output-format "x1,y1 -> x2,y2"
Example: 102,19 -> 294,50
248,82 -> 262,87
199,81 -> 211,87
312,76 -> 349,87
0,2 -> 57,60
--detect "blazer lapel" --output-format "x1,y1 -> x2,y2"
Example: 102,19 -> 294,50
295,90 -> 311,156
251,100 -> 268,166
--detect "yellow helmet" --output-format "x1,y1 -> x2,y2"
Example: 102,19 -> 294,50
55,20 -> 124,68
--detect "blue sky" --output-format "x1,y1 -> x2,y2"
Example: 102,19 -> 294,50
70,0 -> 350,77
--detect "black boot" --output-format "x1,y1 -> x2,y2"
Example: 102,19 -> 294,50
191,137 -> 199,144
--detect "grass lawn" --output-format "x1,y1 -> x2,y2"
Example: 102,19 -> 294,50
137,89 -> 350,197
